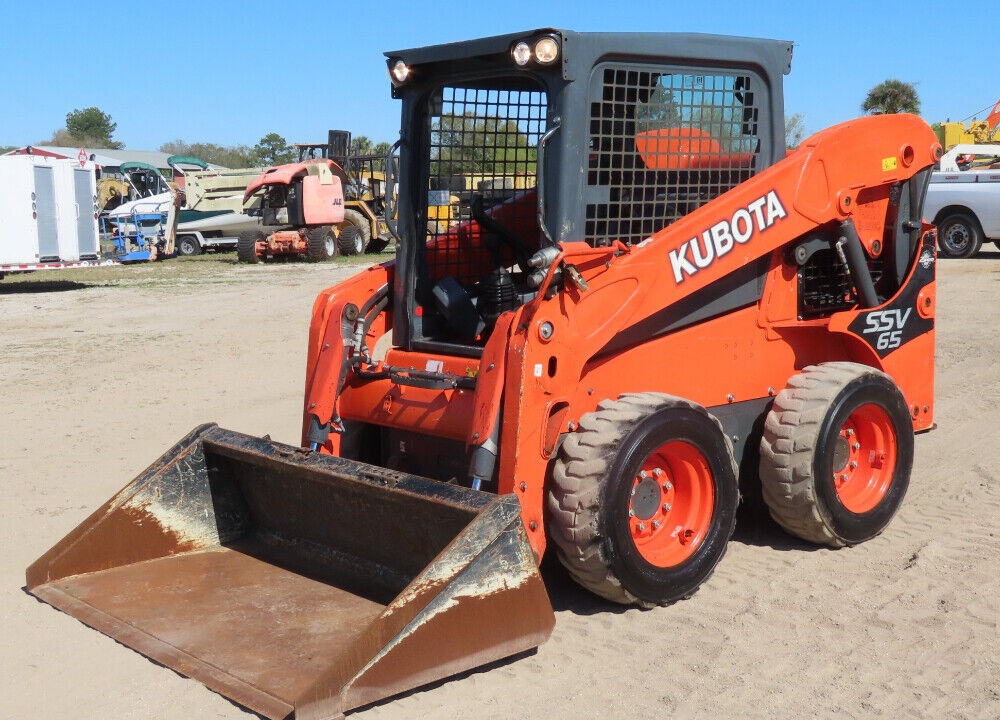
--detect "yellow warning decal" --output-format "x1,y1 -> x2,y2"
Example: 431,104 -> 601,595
882,156 -> 898,171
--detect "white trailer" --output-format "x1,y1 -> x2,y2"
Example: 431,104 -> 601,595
0,154 -> 107,277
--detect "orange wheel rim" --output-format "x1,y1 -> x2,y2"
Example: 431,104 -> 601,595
832,403 -> 897,513
628,440 -> 715,567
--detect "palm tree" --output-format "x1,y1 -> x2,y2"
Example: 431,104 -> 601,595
862,80 -> 920,115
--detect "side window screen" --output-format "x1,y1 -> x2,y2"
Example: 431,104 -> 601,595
586,66 -> 764,246
425,84 -> 548,284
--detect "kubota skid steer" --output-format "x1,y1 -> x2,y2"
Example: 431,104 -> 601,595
28,30 -> 941,719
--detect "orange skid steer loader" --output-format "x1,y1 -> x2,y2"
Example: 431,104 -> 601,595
28,30 -> 941,719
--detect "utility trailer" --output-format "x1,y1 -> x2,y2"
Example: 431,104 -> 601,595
174,165 -> 265,255
0,154 -> 103,278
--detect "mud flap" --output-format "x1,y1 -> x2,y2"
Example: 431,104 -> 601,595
26,424 -> 554,720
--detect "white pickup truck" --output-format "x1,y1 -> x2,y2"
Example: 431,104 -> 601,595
925,144 -> 1000,258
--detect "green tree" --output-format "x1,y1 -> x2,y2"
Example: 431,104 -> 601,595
431,113 -> 536,175
351,135 -> 374,155
862,80 -> 920,116
249,132 -> 294,166
65,107 -> 124,149
353,138 -> 392,157
635,83 -> 682,129
38,128 -> 78,147
785,113 -> 806,149
159,140 -> 253,169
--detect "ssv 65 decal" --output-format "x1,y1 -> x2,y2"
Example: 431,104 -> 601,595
848,245 -> 935,358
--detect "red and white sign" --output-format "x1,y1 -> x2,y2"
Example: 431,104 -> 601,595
78,147 -> 88,167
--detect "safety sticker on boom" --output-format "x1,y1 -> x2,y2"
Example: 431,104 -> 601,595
669,190 -> 787,284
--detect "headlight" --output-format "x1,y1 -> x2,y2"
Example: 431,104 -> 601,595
512,41 -> 532,67
389,59 -> 410,86
511,35 -> 560,67
534,36 -> 559,64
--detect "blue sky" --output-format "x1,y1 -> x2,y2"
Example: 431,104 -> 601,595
1,1 -> 994,152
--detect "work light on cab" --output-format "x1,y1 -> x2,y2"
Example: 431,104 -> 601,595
512,41 -> 532,66
389,59 -> 410,85
534,35 -> 559,64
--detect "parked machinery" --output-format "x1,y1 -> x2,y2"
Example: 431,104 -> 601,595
29,29 -> 941,720
294,130 -> 395,254
236,159 -> 349,263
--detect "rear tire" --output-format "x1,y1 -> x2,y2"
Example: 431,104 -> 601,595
237,230 -> 263,264
339,208 -> 370,255
936,212 -> 982,258
306,226 -> 337,262
177,235 -> 201,256
548,393 -> 739,607
759,362 -> 913,547
337,225 -> 364,256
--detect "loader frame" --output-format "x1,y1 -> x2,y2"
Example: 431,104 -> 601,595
29,28 -> 942,720
304,30 -> 940,560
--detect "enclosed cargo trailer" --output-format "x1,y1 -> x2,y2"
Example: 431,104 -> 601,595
0,154 -> 104,277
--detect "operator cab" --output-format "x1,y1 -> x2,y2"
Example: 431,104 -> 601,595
386,30 -> 789,355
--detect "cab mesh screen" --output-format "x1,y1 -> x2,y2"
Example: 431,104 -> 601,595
586,66 -> 762,246
426,85 -> 547,283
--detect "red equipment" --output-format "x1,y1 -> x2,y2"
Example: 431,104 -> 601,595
237,159 -> 352,262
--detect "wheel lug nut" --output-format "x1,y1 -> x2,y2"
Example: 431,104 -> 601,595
849,461 -> 858,469
662,503 -> 672,512
652,520 -> 661,530
637,522 -> 645,532
628,509 -> 635,517
639,470 -> 648,479
653,468 -> 663,477
852,442 -> 861,450
846,429 -> 855,437
662,481 -> 673,491
840,473 -> 849,481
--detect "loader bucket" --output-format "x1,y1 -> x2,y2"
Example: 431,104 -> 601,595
26,424 -> 554,720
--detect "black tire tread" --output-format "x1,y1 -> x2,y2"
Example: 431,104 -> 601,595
759,361 -> 892,547
177,235 -> 200,256
548,393 -> 736,607
341,208 -> 371,254
306,226 -> 336,262
337,225 -> 363,256
936,212 -> 983,259
237,230 -> 262,264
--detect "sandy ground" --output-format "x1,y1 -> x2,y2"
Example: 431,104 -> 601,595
2,253 -> 998,720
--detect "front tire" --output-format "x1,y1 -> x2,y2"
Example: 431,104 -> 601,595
936,212 -> 982,258
306,226 -> 337,262
237,230 -> 263,264
548,394 -> 739,607
759,362 -> 913,547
